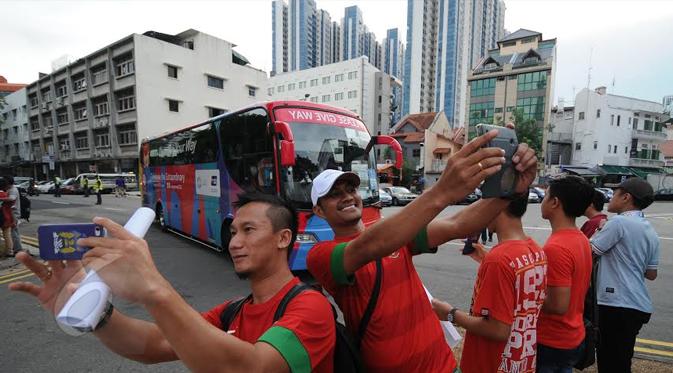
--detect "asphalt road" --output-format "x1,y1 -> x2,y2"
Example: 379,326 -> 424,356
0,193 -> 671,371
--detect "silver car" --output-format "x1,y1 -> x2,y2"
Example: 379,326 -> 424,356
378,189 -> 393,206
383,186 -> 417,206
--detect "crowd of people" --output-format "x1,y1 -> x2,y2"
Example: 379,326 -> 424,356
8,127 -> 661,373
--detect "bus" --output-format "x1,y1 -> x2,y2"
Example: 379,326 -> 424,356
140,101 -> 402,271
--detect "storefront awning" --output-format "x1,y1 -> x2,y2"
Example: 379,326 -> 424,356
433,147 -> 451,154
599,165 -> 635,176
561,166 -> 601,177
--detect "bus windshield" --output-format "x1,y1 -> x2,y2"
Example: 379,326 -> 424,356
282,121 -> 378,210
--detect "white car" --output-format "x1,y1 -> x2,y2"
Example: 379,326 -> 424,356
36,181 -> 55,193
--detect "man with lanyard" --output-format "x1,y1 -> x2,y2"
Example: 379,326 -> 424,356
432,195 -> 547,373
307,129 -> 538,372
590,177 -> 659,372
10,191 -> 335,372
580,189 -> 608,239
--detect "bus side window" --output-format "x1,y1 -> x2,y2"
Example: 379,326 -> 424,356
220,108 -> 274,193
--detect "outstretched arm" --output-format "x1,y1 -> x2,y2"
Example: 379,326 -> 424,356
342,130 -> 506,274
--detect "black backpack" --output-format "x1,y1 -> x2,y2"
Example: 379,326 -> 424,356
574,259 -> 600,370
220,259 -> 383,373
20,193 -> 31,221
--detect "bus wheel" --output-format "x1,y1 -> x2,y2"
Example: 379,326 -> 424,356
221,220 -> 232,261
155,203 -> 167,231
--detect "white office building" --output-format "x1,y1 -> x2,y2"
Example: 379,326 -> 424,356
268,57 -> 400,135
572,87 -> 668,171
25,29 -> 268,178
0,88 -> 31,171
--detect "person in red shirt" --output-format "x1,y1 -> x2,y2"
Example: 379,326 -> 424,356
537,175 -> 594,373
11,191 -> 335,372
307,130 -> 539,372
433,195 -> 547,373
580,189 -> 608,239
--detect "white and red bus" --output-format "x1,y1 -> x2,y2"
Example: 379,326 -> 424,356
140,101 -> 402,271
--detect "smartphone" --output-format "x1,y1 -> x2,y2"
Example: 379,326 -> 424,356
476,124 -> 519,199
462,238 -> 476,255
38,223 -> 105,260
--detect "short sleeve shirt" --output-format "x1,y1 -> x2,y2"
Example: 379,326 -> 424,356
461,238 -> 547,373
201,277 -> 335,373
591,212 -> 660,313
537,229 -> 592,349
8,186 -> 20,219
580,214 -> 607,238
306,228 -> 457,373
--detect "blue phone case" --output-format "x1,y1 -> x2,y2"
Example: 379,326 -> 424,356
37,224 -> 105,260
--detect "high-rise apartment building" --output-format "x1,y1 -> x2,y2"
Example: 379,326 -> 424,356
272,0 -> 289,75
466,29 -> 556,158
383,28 -> 405,79
342,6 -> 364,61
23,29 -> 267,178
403,0 -> 505,127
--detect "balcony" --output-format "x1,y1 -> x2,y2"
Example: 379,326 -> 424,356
427,159 -> 447,174
629,158 -> 664,167
631,129 -> 667,141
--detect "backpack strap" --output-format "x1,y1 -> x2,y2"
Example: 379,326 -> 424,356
273,283 -> 314,321
357,258 -> 383,347
219,295 -> 252,332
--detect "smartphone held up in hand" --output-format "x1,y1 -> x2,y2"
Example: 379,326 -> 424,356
37,223 -> 105,260
476,124 -> 519,199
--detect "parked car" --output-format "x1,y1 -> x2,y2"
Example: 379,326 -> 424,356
378,189 -> 393,207
460,188 -> 482,204
36,181 -> 55,194
528,189 -> 541,203
382,186 -> 417,206
530,187 -> 545,200
654,188 -> 673,201
596,187 -> 614,202
60,178 -> 78,194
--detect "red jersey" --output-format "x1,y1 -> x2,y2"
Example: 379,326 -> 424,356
538,229 -> 592,349
202,277 -> 335,373
580,214 -> 607,238
306,229 -> 458,373
461,238 -> 547,373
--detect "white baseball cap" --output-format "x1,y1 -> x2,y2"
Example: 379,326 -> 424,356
311,169 -> 361,206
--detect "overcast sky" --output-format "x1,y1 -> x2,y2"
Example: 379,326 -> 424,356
2,0 -> 672,105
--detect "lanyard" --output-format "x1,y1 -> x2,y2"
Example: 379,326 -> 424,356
620,210 -> 644,218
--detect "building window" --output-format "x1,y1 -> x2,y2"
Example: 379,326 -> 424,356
506,106 -> 514,112
298,81 -> 306,89
611,114 -> 614,125
72,76 -> 87,92
115,57 -> 135,77
95,132 -> 110,148
59,138 -> 71,152
625,147 -> 628,154
208,107 -> 227,117
608,145 -> 611,153
322,76 -> 330,84
277,85 -> 285,93
632,118 -> 639,129
348,90 -> 357,99
322,94 -> 330,102
207,75 -> 225,89
413,149 -> 421,157
593,141 -> 598,150
596,109 -> 601,118
56,83 -> 68,98
309,96 -> 318,103
93,97 -> 109,116
644,119 -> 653,131
469,101 -> 495,126
516,96 -> 545,121
75,135 -> 88,150
335,74 -> 344,82
310,79 -> 318,87
575,142 -> 581,150
470,78 -> 496,97
116,89 -> 136,112
91,64 -> 108,85
168,99 -> 179,112
495,107 -> 503,113
617,115 -> 621,126
117,124 -> 137,145
29,95 -> 38,108
248,87 -> 257,97
56,110 -> 69,125
167,65 -> 179,79
288,83 -> 295,91
578,112 -> 585,120
517,71 -> 547,91
348,71 -> 357,80
628,117 -> 632,125
73,105 -> 87,121
335,92 -> 344,101
268,87 -> 274,96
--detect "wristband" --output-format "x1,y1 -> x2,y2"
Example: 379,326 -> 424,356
93,302 -> 114,332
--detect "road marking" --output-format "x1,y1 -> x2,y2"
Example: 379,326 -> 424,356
0,269 -> 31,280
637,338 -> 673,348
634,346 -> 673,358
102,207 -> 126,212
647,213 -> 673,218
0,272 -> 34,284
50,201 -> 71,205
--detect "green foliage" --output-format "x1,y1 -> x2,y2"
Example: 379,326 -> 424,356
504,108 -> 543,156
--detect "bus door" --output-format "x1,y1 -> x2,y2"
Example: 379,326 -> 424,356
188,123 -> 220,245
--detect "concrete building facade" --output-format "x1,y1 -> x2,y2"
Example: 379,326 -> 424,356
268,57 -> 399,136
0,88 -> 31,174
466,29 -> 557,163
403,0 -> 505,126
572,87 -> 668,170
25,29 -> 268,179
